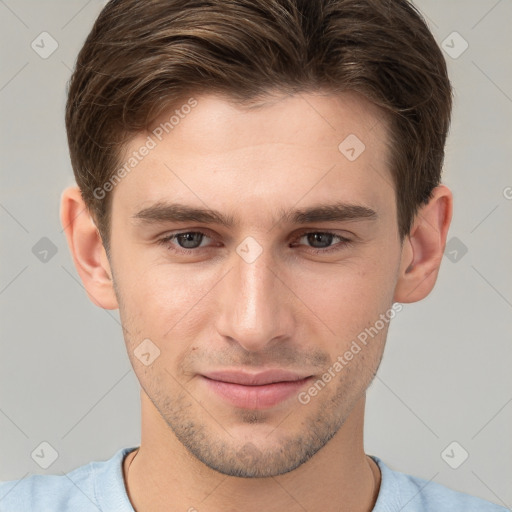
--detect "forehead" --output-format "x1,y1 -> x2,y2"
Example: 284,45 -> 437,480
111,90 -> 395,226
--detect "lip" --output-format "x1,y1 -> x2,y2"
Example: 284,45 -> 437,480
202,369 -> 312,385
200,370 -> 314,409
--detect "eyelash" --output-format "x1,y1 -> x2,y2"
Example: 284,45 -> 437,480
156,230 -> 353,255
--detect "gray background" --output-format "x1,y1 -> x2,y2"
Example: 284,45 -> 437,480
0,0 -> 511,508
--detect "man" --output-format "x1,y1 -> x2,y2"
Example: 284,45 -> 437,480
0,0 -> 506,511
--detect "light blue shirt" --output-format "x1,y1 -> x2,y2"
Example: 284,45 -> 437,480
0,447 -> 507,511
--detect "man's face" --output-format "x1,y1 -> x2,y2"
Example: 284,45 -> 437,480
107,91 -> 403,477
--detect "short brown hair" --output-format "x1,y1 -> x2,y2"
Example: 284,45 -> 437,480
65,0 -> 452,255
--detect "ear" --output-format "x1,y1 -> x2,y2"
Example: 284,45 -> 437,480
393,184 -> 453,303
60,186 -> 118,309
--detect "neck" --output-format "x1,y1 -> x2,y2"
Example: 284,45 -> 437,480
124,391 -> 380,512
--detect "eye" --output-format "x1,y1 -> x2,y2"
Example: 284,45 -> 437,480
158,231 -> 212,253
292,231 -> 353,253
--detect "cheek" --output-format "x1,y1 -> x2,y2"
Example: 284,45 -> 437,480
301,258 -> 396,340
117,262 -> 218,339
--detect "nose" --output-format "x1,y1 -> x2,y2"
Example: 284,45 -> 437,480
215,240 -> 295,352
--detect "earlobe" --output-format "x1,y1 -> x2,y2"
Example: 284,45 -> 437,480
60,186 -> 118,310
393,185 -> 453,304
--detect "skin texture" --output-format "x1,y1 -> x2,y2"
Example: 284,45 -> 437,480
61,91 -> 452,512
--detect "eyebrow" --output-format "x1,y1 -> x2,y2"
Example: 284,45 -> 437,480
132,201 -> 378,228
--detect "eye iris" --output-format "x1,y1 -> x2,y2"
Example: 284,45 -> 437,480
307,233 -> 333,248
177,232 -> 203,249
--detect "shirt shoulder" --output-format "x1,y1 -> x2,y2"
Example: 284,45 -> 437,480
0,446 -> 137,512
369,455 -> 508,512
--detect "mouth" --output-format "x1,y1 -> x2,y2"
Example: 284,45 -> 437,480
200,370 -> 314,409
